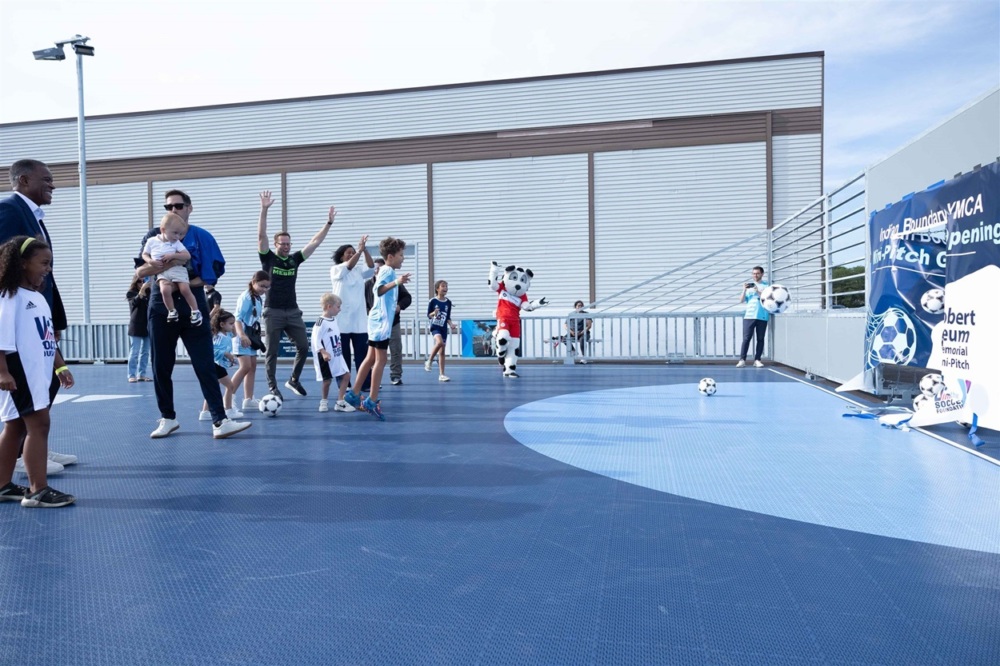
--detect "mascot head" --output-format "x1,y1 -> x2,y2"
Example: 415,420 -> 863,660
501,265 -> 533,298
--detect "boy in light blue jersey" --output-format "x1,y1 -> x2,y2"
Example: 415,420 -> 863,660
737,265 -> 769,368
343,237 -> 411,420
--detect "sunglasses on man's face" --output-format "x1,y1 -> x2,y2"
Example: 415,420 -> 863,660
163,203 -> 187,211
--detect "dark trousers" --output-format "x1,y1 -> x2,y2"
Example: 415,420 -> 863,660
740,318 -> 768,362
341,332 -> 370,392
262,307 -> 309,390
388,323 -> 403,382
149,287 -> 225,422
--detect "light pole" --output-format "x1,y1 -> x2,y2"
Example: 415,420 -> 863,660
33,35 -> 95,324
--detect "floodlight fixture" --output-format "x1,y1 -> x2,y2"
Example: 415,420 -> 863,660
72,44 -> 95,57
32,46 -> 66,61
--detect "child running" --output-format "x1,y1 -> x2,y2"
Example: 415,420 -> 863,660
142,212 -> 202,325
424,279 -> 458,382
0,236 -> 76,508
343,237 -> 410,420
231,270 -> 270,411
311,293 -> 355,413
199,307 -> 242,421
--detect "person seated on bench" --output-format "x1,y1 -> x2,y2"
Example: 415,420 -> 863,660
565,300 -> 593,363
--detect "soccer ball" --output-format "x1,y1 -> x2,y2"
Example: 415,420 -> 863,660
920,288 -> 945,315
912,394 -> 933,412
259,393 -> 283,417
873,309 -> 917,365
918,373 -> 945,397
698,378 -> 717,396
760,285 -> 791,314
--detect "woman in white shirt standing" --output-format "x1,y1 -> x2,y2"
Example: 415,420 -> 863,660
330,235 -> 375,392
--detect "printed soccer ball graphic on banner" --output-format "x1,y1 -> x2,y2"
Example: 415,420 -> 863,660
698,378 -> 717,396
912,394 -> 933,412
919,288 -> 945,315
259,393 -> 283,417
760,285 -> 791,314
918,373 -> 945,397
869,308 -> 918,366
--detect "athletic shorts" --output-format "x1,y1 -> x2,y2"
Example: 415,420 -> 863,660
368,338 -> 391,350
430,325 -> 449,342
0,356 -> 58,422
214,363 -> 228,380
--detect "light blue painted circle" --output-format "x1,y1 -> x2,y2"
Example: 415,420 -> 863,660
505,383 -> 1000,554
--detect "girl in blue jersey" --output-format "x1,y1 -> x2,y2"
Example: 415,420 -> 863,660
199,307 -> 242,421
424,280 -> 458,382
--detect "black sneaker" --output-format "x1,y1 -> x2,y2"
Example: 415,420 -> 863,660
268,386 -> 284,401
21,486 -> 76,508
391,378 -> 403,386
285,379 -> 307,397
0,481 -> 30,502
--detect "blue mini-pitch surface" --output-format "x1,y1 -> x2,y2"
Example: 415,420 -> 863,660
1,363 -> 997,665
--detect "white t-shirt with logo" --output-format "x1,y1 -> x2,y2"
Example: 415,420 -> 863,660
0,288 -> 57,421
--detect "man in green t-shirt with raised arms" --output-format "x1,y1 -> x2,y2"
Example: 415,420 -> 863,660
257,190 -> 336,400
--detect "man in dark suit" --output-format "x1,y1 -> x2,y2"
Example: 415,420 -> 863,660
0,159 -> 76,473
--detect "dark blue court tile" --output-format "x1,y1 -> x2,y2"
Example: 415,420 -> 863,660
778,556 -> 901,616
868,579 -> 1000,624
365,621 -> 489,665
704,650 -> 824,665
698,604 -> 824,660
594,640 -> 709,665
688,542 -> 796,608
908,618 -> 1000,664
491,589 -> 603,639
804,609 -> 947,664
477,630 -> 596,666
596,597 -> 705,650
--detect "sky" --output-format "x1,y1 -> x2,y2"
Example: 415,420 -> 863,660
0,0 -> 997,189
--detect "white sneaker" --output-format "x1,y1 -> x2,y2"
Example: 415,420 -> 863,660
198,410 -> 212,421
213,418 -> 252,439
242,398 -> 258,411
150,418 -> 180,439
736,360 -> 746,368
438,375 -> 450,382
225,408 -> 244,419
424,359 -> 432,372
753,360 -> 765,368
334,400 -> 355,412
318,399 -> 329,413
14,457 -> 64,476
48,451 -> 78,466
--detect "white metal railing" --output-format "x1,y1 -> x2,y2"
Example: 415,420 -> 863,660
61,312 -> 746,363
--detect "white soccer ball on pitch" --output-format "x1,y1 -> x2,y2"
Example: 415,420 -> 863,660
760,285 -> 791,314
919,288 -> 945,315
918,373 -> 945,397
912,393 -> 933,412
259,393 -> 283,417
698,378 -> 717,396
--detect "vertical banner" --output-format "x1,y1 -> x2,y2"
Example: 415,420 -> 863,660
914,163 -> 1000,429
866,199 -> 947,370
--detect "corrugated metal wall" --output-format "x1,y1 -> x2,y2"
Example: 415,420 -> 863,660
593,143 -> 768,307
152,174 -> 283,313
286,164 -> 428,317
433,154 -> 590,318
1,56 -> 822,165
87,182 -> 149,321
770,134 -> 823,307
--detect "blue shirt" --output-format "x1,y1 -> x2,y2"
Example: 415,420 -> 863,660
743,280 -> 770,321
367,266 -> 398,341
234,289 -> 262,328
427,297 -> 453,328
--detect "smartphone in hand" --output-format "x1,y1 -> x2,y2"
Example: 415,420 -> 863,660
745,282 -> 756,288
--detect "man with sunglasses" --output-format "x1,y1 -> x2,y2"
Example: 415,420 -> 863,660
134,190 -> 251,440
256,190 -> 336,400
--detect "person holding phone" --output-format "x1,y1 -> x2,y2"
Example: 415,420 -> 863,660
737,266 -> 769,368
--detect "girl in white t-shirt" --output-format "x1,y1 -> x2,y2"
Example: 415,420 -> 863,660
0,236 -> 76,508
329,236 -> 375,387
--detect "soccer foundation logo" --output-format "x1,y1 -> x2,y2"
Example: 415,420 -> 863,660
34,314 -> 57,357
866,307 -> 917,366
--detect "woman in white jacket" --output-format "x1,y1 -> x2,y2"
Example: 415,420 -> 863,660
330,235 -> 375,391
